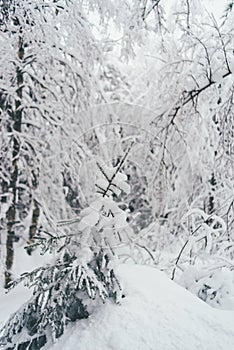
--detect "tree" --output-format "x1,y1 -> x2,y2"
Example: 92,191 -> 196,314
0,0 -> 101,287
118,0 -> 233,234
99,1 -> 234,303
0,0 -> 164,288
0,148 -> 132,349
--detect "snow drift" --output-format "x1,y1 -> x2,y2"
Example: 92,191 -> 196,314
46,264 -> 234,350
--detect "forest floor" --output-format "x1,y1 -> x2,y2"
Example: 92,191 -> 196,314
1,263 -> 234,350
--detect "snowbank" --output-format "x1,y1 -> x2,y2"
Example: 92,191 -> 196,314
46,264 -> 234,350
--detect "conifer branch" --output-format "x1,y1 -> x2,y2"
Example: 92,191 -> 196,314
99,141 -> 134,198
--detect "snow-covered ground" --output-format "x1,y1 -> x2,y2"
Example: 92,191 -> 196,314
1,264 -> 234,350
49,264 -> 234,350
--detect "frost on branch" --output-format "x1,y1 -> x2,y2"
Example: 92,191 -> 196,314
78,161 -> 131,251
0,151 -> 132,350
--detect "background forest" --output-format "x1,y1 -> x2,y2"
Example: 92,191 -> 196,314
0,0 -> 234,348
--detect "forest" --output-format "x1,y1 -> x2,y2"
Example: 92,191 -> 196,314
0,0 -> 234,349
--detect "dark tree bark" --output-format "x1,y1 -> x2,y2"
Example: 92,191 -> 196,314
5,34 -> 24,288
207,172 -> 216,215
27,199 -> 40,255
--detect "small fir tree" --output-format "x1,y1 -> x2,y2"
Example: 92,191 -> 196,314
0,148 -> 132,350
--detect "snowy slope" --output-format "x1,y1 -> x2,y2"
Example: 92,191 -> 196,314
45,264 -> 234,350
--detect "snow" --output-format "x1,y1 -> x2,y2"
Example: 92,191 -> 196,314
42,264 -> 234,350
1,264 -> 234,349
0,284 -> 31,331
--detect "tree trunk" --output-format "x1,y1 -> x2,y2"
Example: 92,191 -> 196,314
5,35 -> 24,288
26,199 -> 40,255
207,172 -> 216,215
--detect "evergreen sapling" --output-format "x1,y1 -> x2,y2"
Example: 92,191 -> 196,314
0,149 -> 132,350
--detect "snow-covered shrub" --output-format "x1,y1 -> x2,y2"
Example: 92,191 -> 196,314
168,208 -> 234,309
171,208 -> 227,280
179,266 -> 234,309
0,153 -> 132,349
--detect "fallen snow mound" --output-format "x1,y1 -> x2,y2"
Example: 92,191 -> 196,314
47,264 -> 234,350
